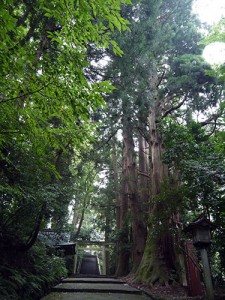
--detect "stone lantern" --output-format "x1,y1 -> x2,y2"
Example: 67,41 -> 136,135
184,215 -> 217,247
184,215 -> 217,300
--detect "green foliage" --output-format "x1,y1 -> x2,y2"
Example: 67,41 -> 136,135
165,54 -> 220,112
163,119 -> 225,208
163,117 -> 225,282
0,0 -> 130,297
0,0 -> 130,168
163,120 -> 207,165
0,241 -> 67,300
200,18 -> 225,82
150,180 -> 186,238
201,18 -> 225,45
167,54 -> 215,89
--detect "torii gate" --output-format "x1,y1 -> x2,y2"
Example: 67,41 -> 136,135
73,241 -> 114,275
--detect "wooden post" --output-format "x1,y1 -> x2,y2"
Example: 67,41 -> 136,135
200,247 -> 214,300
105,245 -> 110,276
184,240 -> 203,297
102,245 -> 106,275
74,243 -> 78,274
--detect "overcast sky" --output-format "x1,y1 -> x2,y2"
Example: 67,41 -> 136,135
193,0 -> 225,25
192,0 -> 225,64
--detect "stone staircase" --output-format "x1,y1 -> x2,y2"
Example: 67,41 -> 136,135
41,276 -> 152,299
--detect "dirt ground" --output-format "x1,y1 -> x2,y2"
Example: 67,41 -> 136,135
123,277 -> 225,300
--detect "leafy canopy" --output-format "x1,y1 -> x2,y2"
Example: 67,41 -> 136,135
0,1 -> 131,297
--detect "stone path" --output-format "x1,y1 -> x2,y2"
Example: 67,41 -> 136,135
41,253 -> 152,299
41,276 -> 152,299
79,254 -> 100,275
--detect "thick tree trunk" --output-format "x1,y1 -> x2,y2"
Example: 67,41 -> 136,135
136,108 -> 163,282
135,104 -> 181,285
148,107 -> 168,197
116,122 -> 147,275
129,191 -> 147,273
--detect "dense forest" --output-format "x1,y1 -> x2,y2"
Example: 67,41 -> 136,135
0,0 -> 225,299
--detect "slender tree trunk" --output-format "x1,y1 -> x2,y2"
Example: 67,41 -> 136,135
115,132 -> 130,276
105,202 -> 110,275
20,202 -> 47,252
138,127 -> 150,217
112,141 -> 120,231
72,200 -> 79,231
124,128 -> 147,273
112,141 -> 123,275
74,203 -> 86,239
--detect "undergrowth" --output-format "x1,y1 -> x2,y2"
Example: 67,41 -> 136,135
0,241 -> 67,299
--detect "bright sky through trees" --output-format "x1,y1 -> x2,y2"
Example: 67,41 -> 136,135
193,0 -> 225,64
193,0 -> 225,25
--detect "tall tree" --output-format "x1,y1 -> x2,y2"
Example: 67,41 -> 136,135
100,0 -> 224,284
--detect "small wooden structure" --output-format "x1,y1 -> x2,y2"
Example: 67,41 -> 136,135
55,242 -> 76,256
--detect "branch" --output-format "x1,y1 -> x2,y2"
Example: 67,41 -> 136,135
0,82 -> 52,104
16,7 -> 32,27
204,122 -> 225,126
200,114 -> 219,127
36,19 -> 61,62
2,205 -> 25,229
156,70 -> 166,88
94,129 -> 119,151
207,121 -> 217,137
20,203 -> 47,252
162,96 -> 187,118
0,131 -> 20,134
54,140 -> 73,158
74,195 -> 88,239
138,171 -> 150,178
136,126 -> 149,142
162,92 -> 185,106
36,35 -> 48,61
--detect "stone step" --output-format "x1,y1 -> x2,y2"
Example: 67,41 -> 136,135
42,291 -> 152,299
62,277 -> 126,284
52,282 -> 142,295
